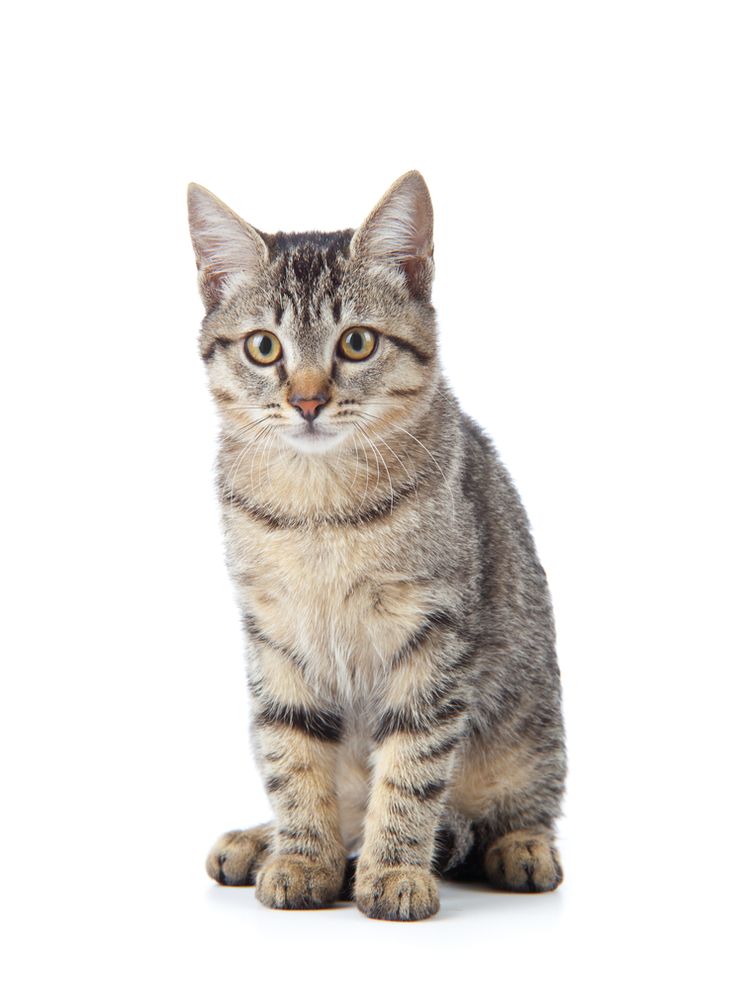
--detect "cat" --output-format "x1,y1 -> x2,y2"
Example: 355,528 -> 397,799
187,171 -> 566,921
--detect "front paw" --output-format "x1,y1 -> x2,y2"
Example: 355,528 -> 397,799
355,864 -> 439,921
206,825 -> 273,886
255,854 -> 344,910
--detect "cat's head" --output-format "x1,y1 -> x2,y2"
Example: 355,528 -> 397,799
187,171 -> 438,454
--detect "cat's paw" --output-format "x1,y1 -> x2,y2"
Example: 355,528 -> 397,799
483,829 -> 563,892
354,864 -> 439,921
205,824 -> 273,886
255,854 -> 343,910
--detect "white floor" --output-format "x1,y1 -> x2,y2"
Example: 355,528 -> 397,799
7,821 -> 726,988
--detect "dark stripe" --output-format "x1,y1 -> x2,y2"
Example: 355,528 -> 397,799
373,698 -> 467,743
385,777 -> 447,801
339,857 -> 357,901
281,285 -> 305,324
274,301 -> 284,325
375,823 -> 426,866
381,823 -> 422,844
377,849 -> 425,868
387,387 -> 422,398
434,698 -> 468,722
384,333 -> 432,365
265,775 -> 287,793
278,826 -> 324,844
390,610 -> 457,667
373,709 -> 423,741
443,644 -> 477,674
332,298 -> 342,322
277,825 -> 326,863
257,702 -> 343,742
247,674 -> 264,700
416,733 -> 464,761
433,827 -> 457,873
242,614 -> 305,669
211,387 -> 236,404
202,336 -> 236,363
221,477 -> 420,529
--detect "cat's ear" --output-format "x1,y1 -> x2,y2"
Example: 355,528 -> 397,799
187,183 -> 269,311
350,170 -> 434,301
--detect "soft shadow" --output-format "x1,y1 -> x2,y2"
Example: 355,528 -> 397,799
206,882 -> 353,914
438,877 -> 566,921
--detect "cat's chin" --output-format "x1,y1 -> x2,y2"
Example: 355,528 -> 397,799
281,425 -> 348,455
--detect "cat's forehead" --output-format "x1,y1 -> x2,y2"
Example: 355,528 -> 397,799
267,229 -> 354,333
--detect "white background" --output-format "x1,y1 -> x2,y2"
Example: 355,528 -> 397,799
2,2 -> 734,986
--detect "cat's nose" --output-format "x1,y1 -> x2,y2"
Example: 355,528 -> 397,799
288,393 -> 329,421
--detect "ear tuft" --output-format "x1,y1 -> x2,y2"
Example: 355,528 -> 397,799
351,171 -> 434,300
187,184 -> 268,311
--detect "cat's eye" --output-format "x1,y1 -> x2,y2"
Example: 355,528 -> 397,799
245,331 -> 282,365
338,327 -> 377,362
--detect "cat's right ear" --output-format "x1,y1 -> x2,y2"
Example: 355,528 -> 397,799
187,184 -> 269,312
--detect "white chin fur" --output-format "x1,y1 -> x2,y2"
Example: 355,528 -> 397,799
281,426 -> 348,454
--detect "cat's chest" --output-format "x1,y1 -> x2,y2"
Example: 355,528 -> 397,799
229,518 -> 429,695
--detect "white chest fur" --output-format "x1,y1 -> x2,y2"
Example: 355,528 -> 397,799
224,509 -> 433,702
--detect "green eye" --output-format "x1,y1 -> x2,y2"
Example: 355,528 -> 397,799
245,331 -> 282,365
338,327 -> 377,361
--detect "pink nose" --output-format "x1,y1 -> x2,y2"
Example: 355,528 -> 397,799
288,393 -> 329,420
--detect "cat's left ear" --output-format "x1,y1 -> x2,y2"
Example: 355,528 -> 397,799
187,183 -> 269,312
350,170 -> 434,301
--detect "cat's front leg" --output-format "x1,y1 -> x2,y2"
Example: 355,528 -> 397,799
355,645 -> 469,922
248,638 -> 345,910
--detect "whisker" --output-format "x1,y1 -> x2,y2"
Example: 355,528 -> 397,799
354,430 -> 372,513
372,431 -> 415,489
349,435 -> 362,493
255,425 -> 275,500
360,411 -> 456,524
262,425 -> 279,496
247,422 -> 275,498
356,422 -> 394,514
222,415 -> 274,500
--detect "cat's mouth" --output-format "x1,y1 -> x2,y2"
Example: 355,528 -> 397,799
282,419 -> 347,453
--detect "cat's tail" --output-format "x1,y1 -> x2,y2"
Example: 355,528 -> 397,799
432,807 -> 478,878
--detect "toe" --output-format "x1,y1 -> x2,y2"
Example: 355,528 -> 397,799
484,830 -> 563,892
355,866 -> 439,921
206,826 -> 272,886
255,855 -> 343,910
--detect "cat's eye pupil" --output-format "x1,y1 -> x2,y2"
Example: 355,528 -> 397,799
245,331 -> 282,365
338,326 -> 376,361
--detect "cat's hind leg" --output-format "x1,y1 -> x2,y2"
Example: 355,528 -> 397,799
448,727 -> 565,892
205,823 -> 273,886
482,827 -> 562,892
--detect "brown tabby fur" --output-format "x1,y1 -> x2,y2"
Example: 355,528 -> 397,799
189,171 -> 566,921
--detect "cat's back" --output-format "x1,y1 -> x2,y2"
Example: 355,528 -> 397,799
455,410 -> 557,662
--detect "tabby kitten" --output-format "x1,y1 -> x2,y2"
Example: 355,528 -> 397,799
188,172 -> 566,921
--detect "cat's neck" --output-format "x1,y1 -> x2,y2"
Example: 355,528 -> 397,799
217,382 -> 458,524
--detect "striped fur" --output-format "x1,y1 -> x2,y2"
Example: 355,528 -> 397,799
188,171 -> 566,920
